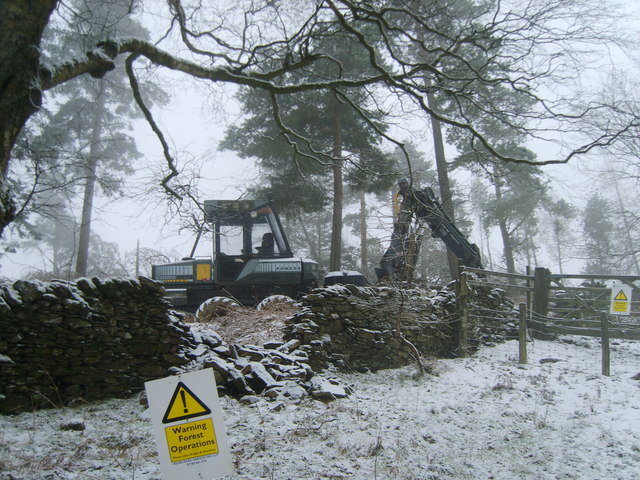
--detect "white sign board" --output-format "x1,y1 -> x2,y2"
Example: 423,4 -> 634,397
145,368 -> 234,480
610,284 -> 633,316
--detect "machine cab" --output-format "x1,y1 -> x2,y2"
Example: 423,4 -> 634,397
204,200 -> 294,283
152,199 -> 319,309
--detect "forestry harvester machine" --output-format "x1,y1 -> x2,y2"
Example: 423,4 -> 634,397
152,199 -> 320,311
376,185 -> 483,282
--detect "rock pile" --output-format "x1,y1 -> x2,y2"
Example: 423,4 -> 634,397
177,330 -> 349,404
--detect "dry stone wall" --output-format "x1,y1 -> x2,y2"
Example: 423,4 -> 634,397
282,283 -> 462,372
0,277 -> 192,413
0,276 -> 516,414
0,277 -> 350,414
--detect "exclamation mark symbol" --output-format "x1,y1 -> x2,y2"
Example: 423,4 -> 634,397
180,389 -> 188,413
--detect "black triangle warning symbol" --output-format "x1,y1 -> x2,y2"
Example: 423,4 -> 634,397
162,381 -> 211,424
614,290 -> 628,301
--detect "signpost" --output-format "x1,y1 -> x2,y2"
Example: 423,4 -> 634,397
145,368 -> 234,480
604,283 -> 634,376
609,284 -> 632,316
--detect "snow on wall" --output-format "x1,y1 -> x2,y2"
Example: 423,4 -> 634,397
0,276 -> 517,415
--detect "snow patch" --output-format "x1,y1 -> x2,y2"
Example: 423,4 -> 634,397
1,339 -> 639,479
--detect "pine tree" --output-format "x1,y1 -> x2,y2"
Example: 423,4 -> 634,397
582,194 -> 617,274
9,0 -> 166,277
221,29 -> 394,271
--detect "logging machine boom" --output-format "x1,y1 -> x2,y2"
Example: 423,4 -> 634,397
152,200 -> 320,311
376,186 -> 483,281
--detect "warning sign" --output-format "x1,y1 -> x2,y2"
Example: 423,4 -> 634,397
163,382 -> 211,423
614,290 -> 628,301
165,418 -> 218,463
145,368 -> 234,480
610,284 -> 632,316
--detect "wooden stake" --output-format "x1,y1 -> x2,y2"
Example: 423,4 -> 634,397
519,303 -> 527,364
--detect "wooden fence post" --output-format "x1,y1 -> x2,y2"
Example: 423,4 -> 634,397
601,312 -> 610,376
532,267 -> 551,318
519,303 -> 527,364
458,270 -> 469,356
526,265 -> 531,318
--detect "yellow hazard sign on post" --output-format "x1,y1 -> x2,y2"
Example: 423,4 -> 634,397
610,284 -> 632,316
145,368 -> 234,480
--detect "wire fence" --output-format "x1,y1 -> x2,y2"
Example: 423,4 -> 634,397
484,336 -> 640,378
468,302 -> 640,379
459,266 -> 640,379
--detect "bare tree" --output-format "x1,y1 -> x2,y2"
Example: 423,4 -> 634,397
1,0 -> 638,241
572,70 -> 640,273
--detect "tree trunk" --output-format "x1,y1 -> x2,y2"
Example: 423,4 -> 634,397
135,239 -> 140,277
0,0 -> 59,236
427,91 -> 459,279
75,158 -> 98,276
52,223 -> 62,278
612,176 -> 640,275
493,165 -> 516,273
483,227 -> 494,269
553,219 -> 564,274
359,190 -> 367,273
316,218 -> 324,270
329,111 -> 343,272
497,216 -> 516,273
75,86 -> 106,276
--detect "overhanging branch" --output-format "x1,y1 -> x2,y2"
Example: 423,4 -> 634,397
125,53 -> 182,201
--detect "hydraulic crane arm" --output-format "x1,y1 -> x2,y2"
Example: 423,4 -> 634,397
413,187 -> 483,269
376,186 -> 482,282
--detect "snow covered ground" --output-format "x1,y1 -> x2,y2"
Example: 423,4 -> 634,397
2,337 -> 639,480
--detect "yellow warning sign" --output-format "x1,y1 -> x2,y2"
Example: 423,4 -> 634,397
614,290 -> 628,301
162,382 -> 211,424
610,285 -> 632,316
145,369 -> 234,478
613,301 -> 627,312
165,418 -> 219,463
